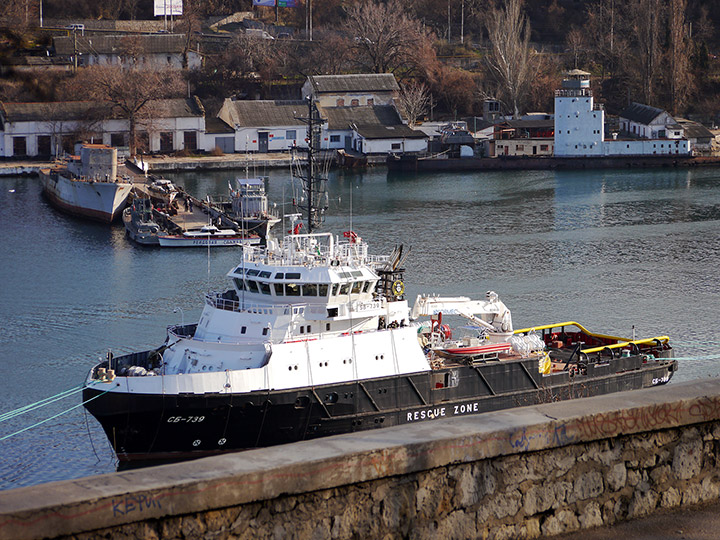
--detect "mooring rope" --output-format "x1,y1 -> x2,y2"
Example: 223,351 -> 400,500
0,384 -> 111,442
0,385 -> 85,423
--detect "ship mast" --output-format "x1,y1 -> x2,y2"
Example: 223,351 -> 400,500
294,96 -> 328,233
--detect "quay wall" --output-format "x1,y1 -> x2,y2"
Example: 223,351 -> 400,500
3,379 -> 720,539
387,155 -> 720,172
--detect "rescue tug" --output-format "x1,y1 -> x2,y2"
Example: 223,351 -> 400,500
82,219 -> 677,462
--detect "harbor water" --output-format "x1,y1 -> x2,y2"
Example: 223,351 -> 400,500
1,166 -> 719,490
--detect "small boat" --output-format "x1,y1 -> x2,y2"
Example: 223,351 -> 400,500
122,198 -> 161,245
157,224 -> 261,247
39,144 -> 133,223
147,177 -> 179,206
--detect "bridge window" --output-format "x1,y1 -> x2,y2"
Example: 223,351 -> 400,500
259,271 -> 272,278
246,280 -> 259,293
259,282 -> 271,295
302,284 -> 318,296
274,283 -> 284,295
286,272 -> 302,279
362,281 -> 373,293
331,284 -> 340,296
351,282 -> 362,294
286,284 -> 301,296
318,284 -> 329,296
339,283 -> 350,295
247,269 -> 259,277
234,278 -> 245,291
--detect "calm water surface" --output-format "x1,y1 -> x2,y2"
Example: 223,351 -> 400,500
1,166 -> 719,490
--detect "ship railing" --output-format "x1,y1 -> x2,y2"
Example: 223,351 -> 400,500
167,323 -> 199,339
207,293 -> 300,316
514,321 -> 671,357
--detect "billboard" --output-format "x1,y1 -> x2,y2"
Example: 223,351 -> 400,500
253,0 -> 275,6
154,0 -> 183,16
277,0 -> 299,6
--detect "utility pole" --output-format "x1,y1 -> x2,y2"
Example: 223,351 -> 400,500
447,1 -> 451,42
73,31 -> 78,73
460,0 -> 464,45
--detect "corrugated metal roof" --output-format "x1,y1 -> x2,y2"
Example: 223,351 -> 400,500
53,34 -> 187,56
355,124 -> 427,139
1,98 -> 203,123
619,102 -> 665,125
222,99 -> 307,128
676,119 -> 715,140
309,74 -> 399,94
320,105 -> 402,130
318,104 -> 426,139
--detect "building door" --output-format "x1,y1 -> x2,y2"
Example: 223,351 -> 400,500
13,137 -> 27,156
532,145 -> 537,155
37,136 -> 51,156
215,137 -> 234,153
183,131 -> 197,151
160,132 -> 174,153
344,136 -> 352,150
258,132 -> 269,153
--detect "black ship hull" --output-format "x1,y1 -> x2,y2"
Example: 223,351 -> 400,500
83,353 -> 676,462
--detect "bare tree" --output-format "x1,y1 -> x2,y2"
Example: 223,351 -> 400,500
668,0 -> 693,115
79,67 -> 183,155
484,0 -> 537,118
397,80 -> 431,127
582,0 -> 626,80
344,0 -> 433,74
627,0 -> 664,104
565,27 -> 585,69
177,0 -> 204,69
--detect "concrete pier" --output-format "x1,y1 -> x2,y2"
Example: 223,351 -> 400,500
3,379 -> 720,539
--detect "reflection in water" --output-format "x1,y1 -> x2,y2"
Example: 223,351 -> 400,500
1,166 -> 719,489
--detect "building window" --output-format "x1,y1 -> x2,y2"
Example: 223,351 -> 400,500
351,99 -> 359,106
540,145 -> 548,151
391,143 -> 401,150
336,99 -> 345,106
367,98 -> 374,105
286,130 -> 296,140
330,135 -> 340,143
110,133 -> 126,147
517,145 -> 524,151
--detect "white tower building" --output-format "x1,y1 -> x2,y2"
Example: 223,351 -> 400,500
553,69 -> 605,157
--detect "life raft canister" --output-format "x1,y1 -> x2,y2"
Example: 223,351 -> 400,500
392,280 -> 404,296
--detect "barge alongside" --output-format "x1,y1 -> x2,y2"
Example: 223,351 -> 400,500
83,224 -> 676,462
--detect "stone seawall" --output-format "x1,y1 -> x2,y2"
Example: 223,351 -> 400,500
3,379 -> 720,540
